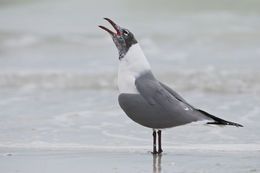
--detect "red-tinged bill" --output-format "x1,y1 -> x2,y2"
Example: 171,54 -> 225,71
98,26 -> 115,35
99,18 -> 120,36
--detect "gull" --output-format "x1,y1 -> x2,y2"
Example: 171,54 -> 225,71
99,18 -> 243,154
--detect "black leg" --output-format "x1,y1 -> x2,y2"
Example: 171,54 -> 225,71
158,130 -> 163,154
152,130 -> 157,154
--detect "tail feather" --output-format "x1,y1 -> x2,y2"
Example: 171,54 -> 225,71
197,109 -> 243,127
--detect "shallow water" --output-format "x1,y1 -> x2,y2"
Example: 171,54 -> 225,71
1,149 -> 260,173
0,0 -> 260,172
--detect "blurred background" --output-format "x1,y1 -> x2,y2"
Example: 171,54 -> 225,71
0,0 -> 260,154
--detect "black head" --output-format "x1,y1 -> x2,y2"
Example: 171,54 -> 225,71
99,18 -> 137,59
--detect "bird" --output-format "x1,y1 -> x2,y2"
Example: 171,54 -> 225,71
99,18 -> 243,154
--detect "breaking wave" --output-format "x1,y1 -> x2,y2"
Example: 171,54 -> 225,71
0,72 -> 117,90
0,70 -> 259,94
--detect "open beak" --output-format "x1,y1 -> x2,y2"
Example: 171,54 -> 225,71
99,18 -> 121,36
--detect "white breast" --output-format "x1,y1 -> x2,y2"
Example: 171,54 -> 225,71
118,43 -> 151,94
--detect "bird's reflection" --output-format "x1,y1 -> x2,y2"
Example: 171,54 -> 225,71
153,154 -> 162,173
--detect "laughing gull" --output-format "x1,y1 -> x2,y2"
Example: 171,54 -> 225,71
99,18 -> 243,154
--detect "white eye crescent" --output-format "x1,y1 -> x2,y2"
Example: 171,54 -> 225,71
123,30 -> 129,36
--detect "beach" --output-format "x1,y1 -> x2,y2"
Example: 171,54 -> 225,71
0,0 -> 260,172
1,148 -> 260,173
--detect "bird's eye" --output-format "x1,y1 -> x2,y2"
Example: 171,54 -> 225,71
123,30 -> 129,36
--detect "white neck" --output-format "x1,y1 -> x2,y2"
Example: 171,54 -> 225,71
118,43 -> 151,94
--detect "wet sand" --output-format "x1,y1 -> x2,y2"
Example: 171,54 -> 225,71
1,147 -> 259,173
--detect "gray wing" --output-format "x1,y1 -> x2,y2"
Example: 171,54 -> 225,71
159,82 -> 194,108
158,82 -> 243,127
118,76 -> 211,129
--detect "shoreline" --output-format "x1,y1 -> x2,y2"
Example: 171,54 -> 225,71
1,148 -> 259,173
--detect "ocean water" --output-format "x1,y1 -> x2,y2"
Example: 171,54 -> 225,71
0,0 -> 260,172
